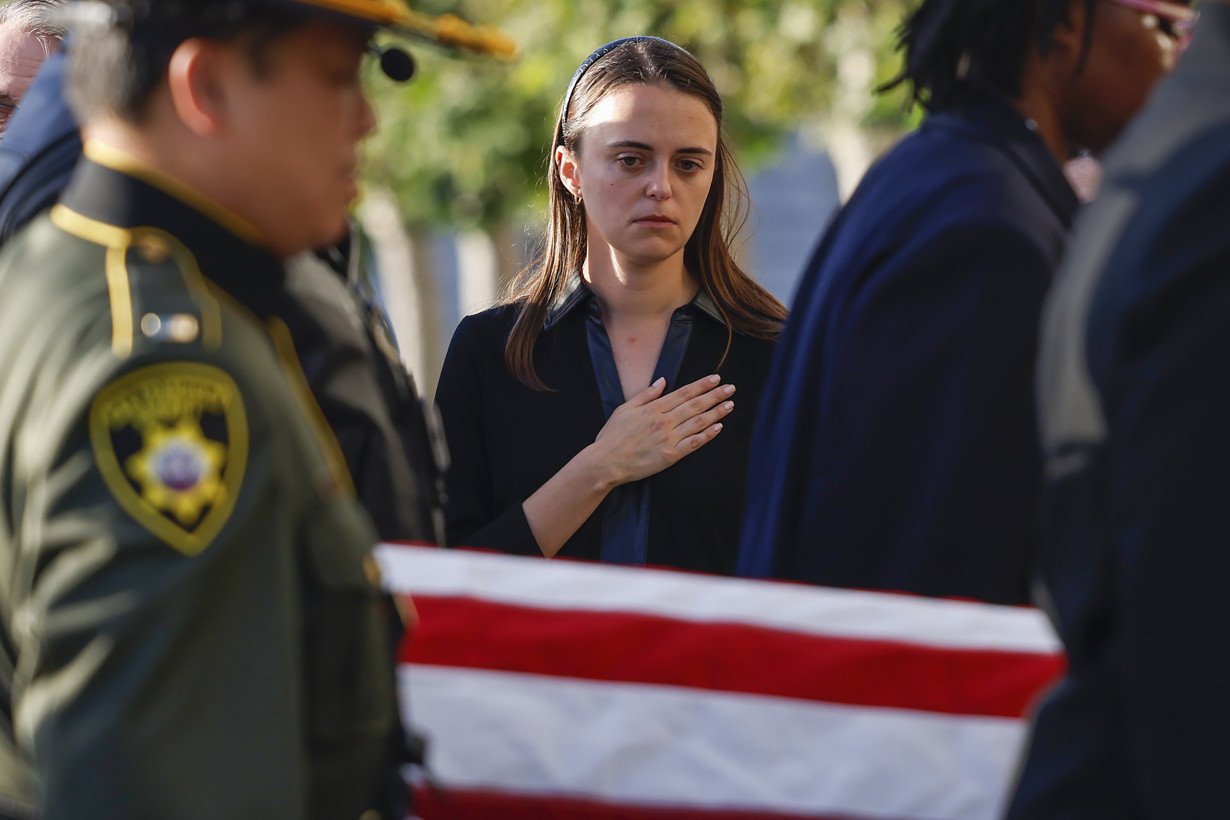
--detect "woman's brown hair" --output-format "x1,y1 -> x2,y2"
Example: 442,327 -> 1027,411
503,36 -> 788,390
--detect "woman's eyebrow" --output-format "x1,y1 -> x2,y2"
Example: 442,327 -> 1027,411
607,139 -> 713,155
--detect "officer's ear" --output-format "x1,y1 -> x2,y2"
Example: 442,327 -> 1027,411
166,38 -> 230,136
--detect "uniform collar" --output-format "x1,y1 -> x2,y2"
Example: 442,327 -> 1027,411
58,143 -> 286,319
926,90 -> 1080,227
544,271 -> 724,330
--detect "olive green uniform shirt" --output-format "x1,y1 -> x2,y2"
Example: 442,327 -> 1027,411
0,151 -> 400,819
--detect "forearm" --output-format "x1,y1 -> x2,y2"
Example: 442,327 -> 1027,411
522,443 -> 621,557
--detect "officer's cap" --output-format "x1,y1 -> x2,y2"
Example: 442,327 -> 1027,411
65,0 -> 516,59
273,0 -> 516,58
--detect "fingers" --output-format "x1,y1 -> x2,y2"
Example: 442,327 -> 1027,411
674,397 -> 735,439
666,381 -> 736,424
677,421 -> 724,454
626,376 -> 667,407
597,375 -> 731,481
656,374 -> 723,412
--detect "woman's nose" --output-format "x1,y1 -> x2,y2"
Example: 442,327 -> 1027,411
645,163 -> 672,200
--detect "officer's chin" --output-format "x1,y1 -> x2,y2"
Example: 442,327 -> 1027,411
267,217 -> 349,260
307,216 -> 352,257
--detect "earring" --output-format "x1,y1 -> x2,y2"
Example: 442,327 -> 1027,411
574,191 -> 583,205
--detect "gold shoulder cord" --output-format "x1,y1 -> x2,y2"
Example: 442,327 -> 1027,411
51,205 -> 138,356
265,317 -> 358,500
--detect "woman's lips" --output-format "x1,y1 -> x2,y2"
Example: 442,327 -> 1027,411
634,215 -> 676,226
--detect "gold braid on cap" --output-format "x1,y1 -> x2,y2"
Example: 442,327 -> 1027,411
310,0 -> 517,58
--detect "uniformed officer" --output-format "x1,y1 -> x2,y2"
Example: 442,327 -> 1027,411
0,1 -> 508,817
0,11 -> 483,547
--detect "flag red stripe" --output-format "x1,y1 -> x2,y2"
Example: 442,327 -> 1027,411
412,785 -> 873,820
400,595 -> 1063,718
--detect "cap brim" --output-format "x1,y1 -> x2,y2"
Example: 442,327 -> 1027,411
303,0 -> 517,58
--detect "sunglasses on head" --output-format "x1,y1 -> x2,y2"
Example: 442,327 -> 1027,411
1103,0 -> 1198,50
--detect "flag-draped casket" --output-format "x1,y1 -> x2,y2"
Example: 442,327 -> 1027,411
376,545 -> 1063,820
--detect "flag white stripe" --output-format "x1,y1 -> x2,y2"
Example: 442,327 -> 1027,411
401,665 -> 1026,820
377,545 -> 1060,654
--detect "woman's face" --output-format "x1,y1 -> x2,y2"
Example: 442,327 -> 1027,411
558,82 -> 719,270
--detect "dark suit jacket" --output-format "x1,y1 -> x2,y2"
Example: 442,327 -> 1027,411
436,291 -> 776,574
0,48 -> 80,244
737,91 -> 1078,605
1009,8 -> 1230,817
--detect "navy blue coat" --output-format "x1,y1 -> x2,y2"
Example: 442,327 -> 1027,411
737,92 -> 1078,605
0,48 -> 79,243
1009,8 -> 1230,816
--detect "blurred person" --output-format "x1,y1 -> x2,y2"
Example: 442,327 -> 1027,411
737,0 -> 1193,604
0,0 -> 510,816
1009,3 -> 1230,816
0,0 -> 62,137
281,238 -> 450,544
435,37 -> 787,573
0,32 -> 74,240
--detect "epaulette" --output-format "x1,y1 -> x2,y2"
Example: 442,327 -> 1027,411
51,205 -> 222,357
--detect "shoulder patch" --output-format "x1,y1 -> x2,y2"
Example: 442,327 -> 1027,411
89,362 -> 248,555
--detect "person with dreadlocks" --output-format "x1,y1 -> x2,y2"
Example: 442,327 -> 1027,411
736,0 -> 1194,604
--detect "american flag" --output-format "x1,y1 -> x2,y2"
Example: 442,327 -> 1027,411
376,545 -> 1063,820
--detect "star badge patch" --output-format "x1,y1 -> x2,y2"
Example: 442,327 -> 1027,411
89,363 -> 248,555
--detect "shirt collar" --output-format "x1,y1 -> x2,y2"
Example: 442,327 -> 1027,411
544,271 -> 724,330
926,89 -> 1080,227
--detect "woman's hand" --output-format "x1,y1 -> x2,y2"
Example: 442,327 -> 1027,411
592,374 -> 735,486
522,374 -> 734,557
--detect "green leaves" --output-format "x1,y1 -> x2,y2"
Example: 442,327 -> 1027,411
361,0 -> 913,230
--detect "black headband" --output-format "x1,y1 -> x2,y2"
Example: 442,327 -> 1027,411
556,35 -> 684,144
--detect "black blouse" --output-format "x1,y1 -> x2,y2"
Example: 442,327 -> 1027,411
435,283 -> 777,575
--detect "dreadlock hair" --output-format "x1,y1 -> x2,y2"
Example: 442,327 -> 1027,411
502,36 -> 788,391
881,0 -> 1098,112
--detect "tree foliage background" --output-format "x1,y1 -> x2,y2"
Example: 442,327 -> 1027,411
362,0 -> 917,233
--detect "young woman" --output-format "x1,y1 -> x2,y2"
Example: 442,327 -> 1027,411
435,36 -> 786,573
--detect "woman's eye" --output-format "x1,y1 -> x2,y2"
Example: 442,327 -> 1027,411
678,158 -> 703,172
616,156 -> 642,168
